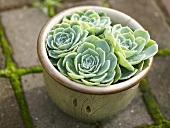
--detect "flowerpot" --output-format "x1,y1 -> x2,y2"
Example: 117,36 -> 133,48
37,6 -> 153,122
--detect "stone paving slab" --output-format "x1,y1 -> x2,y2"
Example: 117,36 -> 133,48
0,46 -> 5,69
56,0 -> 103,13
147,56 -> 170,120
0,77 -> 24,128
160,0 -> 170,17
101,89 -> 153,128
108,0 -> 170,49
21,73 -> 91,128
0,0 -> 31,11
21,73 -> 153,128
0,8 -> 49,68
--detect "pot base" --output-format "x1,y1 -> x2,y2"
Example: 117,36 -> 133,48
43,70 -> 138,122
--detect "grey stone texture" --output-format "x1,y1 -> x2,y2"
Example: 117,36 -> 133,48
147,56 -> 170,120
108,0 -> 170,49
160,0 -> 170,17
0,46 -> 5,69
0,77 -> 24,128
0,0 -> 31,11
0,8 -> 49,68
21,73 -> 91,128
56,0 -> 103,13
101,89 -> 153,128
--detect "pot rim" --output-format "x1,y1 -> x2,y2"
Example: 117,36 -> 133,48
37,6 -> 153,95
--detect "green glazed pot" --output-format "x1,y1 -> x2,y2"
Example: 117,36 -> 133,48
37,6 -> 153,122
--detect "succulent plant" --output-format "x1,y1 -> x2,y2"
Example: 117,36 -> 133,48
57,35 -> 121,86
63,10 -> 111,35
104,24 -> 158,80
46,21 -> 89,65
45,9 -> 158,86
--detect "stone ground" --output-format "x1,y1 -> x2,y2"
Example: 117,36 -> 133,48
0,0 -> 170,128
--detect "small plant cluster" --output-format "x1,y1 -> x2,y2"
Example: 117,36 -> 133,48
33,0 -> 61,17
46,10 -> 158,86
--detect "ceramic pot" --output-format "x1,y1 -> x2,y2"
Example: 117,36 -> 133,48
37,6 -> 153,122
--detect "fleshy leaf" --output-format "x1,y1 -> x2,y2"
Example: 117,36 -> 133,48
134,37 -> 146,54
79,71 -> 96,78
57,58 -> 67,75
127,54 -> 146,65
120,67 -> 138,80
63,52 -> 77,66
122,33 -> 135,42
81,79 -> 99,86
96,47 -> 105,66
116,52 -> 134,71
101,70 -> 115,83
114,64 -> 121,83
134,29 -> 150,43
106,52 -> 117,71
123,50 -> 137,58
74,53 -> 81,71
77,42 -> 95,54
66,61 -> 78,74
97,60 -> 110,75
72,25 -> 82,43
90,73 -> 107,83
68,73 -> 84,79
112,24 -> 122,32
139,40 -> 158,60
118,26 -> 133,34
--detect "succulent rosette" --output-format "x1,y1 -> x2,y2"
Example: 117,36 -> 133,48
104,24 -> 158,80
63,10 -> 111,35
57,35 -> 121,86
45,9 -> 158,86
46,21 -> 89,65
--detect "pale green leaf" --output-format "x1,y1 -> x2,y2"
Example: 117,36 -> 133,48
120,67 -> 138,80
97,60 -> 110,75
116,52 -> 134,71
134,29 -> 150,43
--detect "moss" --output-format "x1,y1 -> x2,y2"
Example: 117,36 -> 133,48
0,23 -> 16,68
91,121 -> 101,128
156,48 -> 170,56
166,18 -> 170,26
135,125 -> 160,128
102,0 -> 110,8
0,22 -> 34,128
139,79 -> 164,125
16,66 -> 43,76
9,75 -> 33,128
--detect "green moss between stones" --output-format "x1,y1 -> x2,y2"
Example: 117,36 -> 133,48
156,48 -> 170,56
102,0 -> 110,8
16,66 -> 43,76
0,23 -> 16,69
139,79 -> 164,125
166,18 -> 170,26
91,121 -> 101,128
9,75 -> 33,128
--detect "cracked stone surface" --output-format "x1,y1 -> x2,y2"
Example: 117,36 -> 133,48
0,77 -> 24,128
0,0 -> 31,11
147,56 -> 170,120
101,89 -> 153,128
0,46 -> 5,69
0,8 -> 49,68
21,73 -> 91,128
56,0 -> 103,13
108,0 -> 170,49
